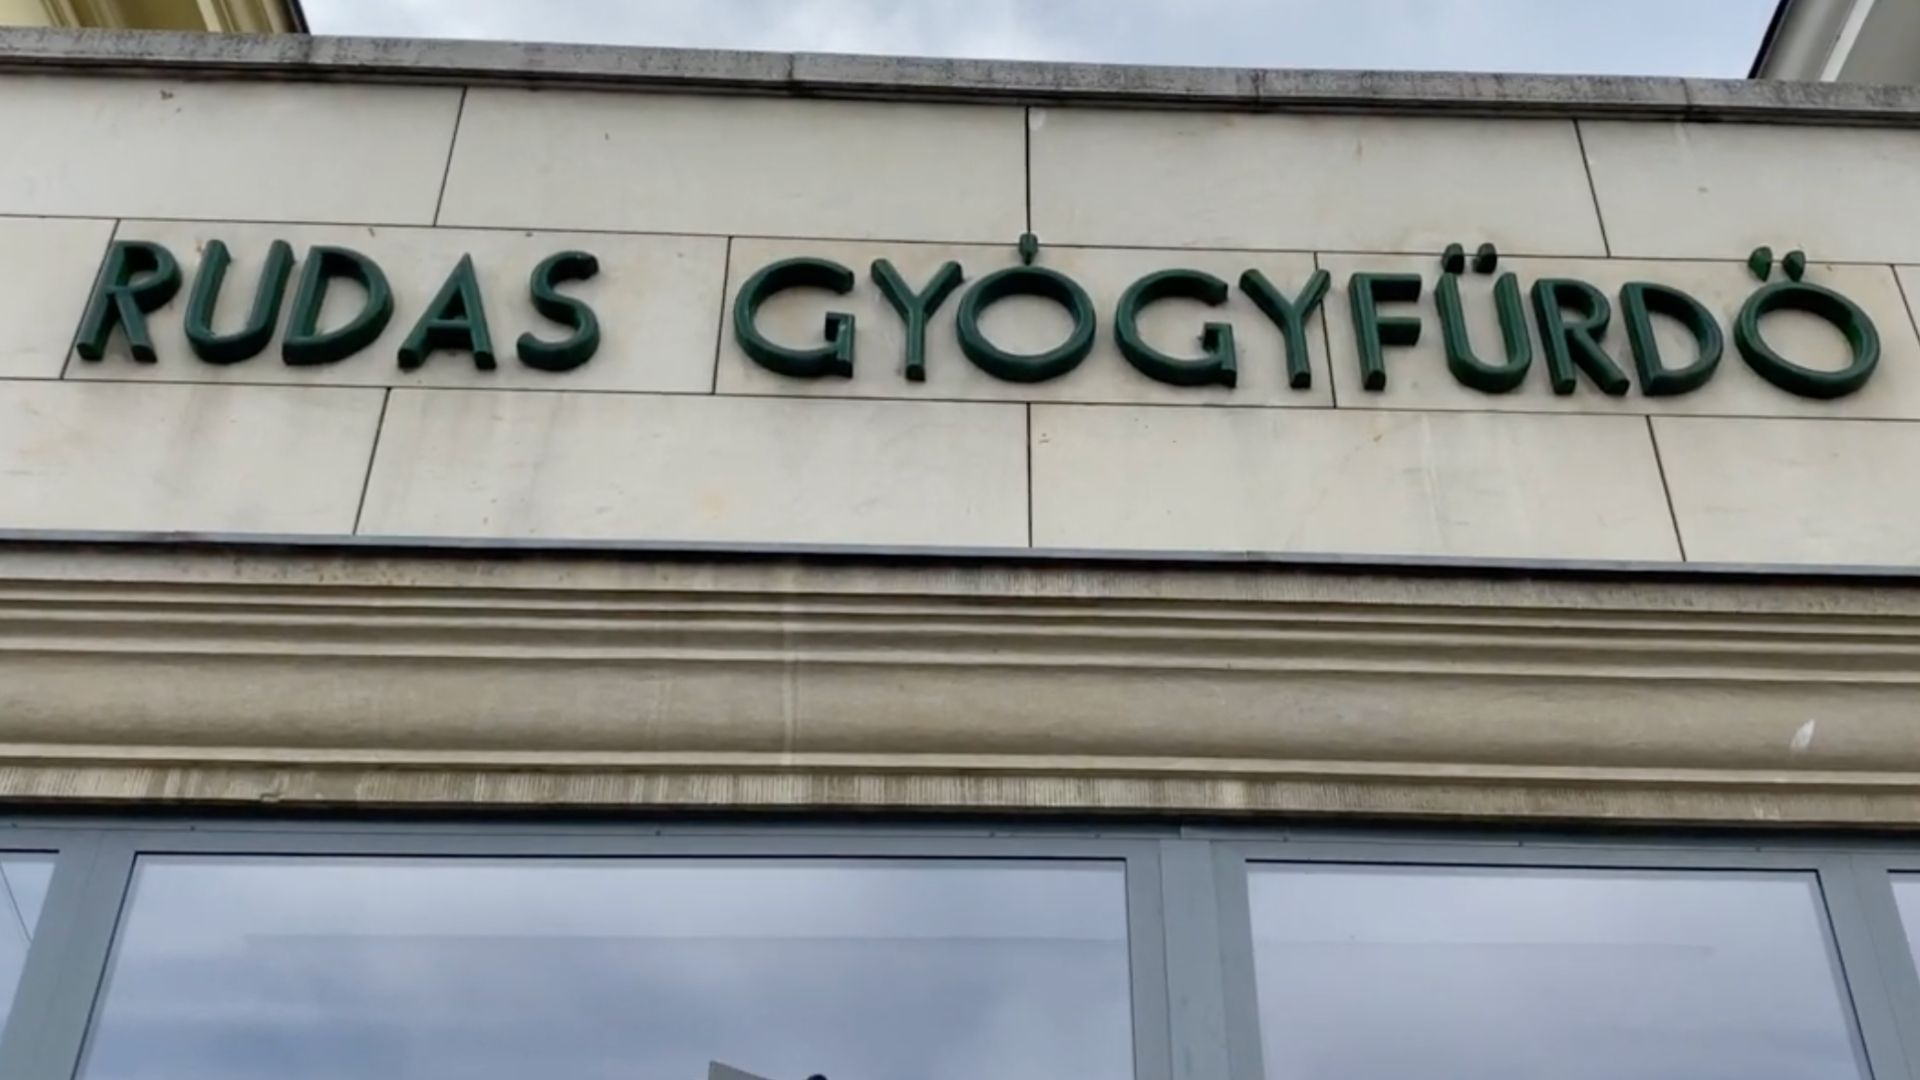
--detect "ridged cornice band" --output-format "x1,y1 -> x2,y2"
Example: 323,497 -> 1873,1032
4,541 -> 1920,826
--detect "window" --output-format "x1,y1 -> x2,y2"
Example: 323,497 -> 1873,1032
1244,865 -> 1866,1080
1887,874 -> 1920,980
77,856 -> 1134,1080
6,824 -> 1920,1080
0,855 -> 51,1024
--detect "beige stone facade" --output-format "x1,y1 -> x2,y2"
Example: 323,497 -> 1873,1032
4,29 -> 1920,826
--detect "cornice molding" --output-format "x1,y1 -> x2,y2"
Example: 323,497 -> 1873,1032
4,543 -> 1920,825
3,27 -> 1920,126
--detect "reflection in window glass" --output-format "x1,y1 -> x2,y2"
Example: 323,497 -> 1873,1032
79,857 -> 1133,1080
0,855 -> 54,1025
1248,865 -> 1865,1080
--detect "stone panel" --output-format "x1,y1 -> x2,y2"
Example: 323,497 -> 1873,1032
1032,406 -> 1679,560
1582,120 -> 1920,262
1029,109 -> 1605,254
0,216 -> 115,379
0,76 -> 460,223
0,381 -> 381,533
439,90 -> 1026,242
1656,416 -> 1920,566
360,390 -> 1028,546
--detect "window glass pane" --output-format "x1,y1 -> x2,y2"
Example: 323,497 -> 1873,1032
79,856 -> 1133,1080
0,855 -> 54,1025
1247,865 -> 1864,1080
1887,876 -> 1920,970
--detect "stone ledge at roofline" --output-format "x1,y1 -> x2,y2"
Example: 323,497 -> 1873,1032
5,27 -> 1920,125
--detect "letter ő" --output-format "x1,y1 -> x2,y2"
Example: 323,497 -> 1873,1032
1115,269 -> 1238,388
399,254 -> 495,371
516,251 -> 601,373
1238,268 -> 1328,389
1619,282 -> 1722,397
956,263 -> 1096,383
1736,277 -> 1879,399
1530,278 -> 1630,396
1347,272 -> 1421,391
74,240 -> 182,363
1437,271 -> 1532,394
184,239 -> 294,365
871,259 -> 963,382
282,246 -> 393,366
733,258 -> 858,378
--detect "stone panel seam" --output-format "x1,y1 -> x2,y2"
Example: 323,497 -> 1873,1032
48,358 -> 1920,425
1571,119 -> 1613,258
1645,415 -> 1690,562
1023,106 -> 1033,235
1025,405 -> 1035,548
55,217 -> 118,381
710,236 -> 733,395
430,85 -> 468,227
1314,250 -> 1338,409
350,389 -> 391,536
1895,263 -> 1920,351
28,211 -> 1920,267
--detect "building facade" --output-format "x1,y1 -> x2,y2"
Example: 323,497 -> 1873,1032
4,25 -> 1920,1080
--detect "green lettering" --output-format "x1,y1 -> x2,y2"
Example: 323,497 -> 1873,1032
1437,272 -> 1531,394
733,258 -> 857,379
871,259 -> 963,382
1238,268 -> 1328,389
1619,282 -> 1722,397
74,240 -> 181,364
399,254 -> 494,371
282,246 -> 393,367
1736,279 -> 1879,399
956,265 -> 1096,384
1530,278 -> 1629,396
1115,269 -> 1237,388
517,251 -> 601,373
1347,272 -> 1421,391
184,239 -> 294,366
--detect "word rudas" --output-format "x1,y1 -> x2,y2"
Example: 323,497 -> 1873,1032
75,240 -> 600,372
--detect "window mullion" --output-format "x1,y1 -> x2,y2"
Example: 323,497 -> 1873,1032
0,833 -> 135,1080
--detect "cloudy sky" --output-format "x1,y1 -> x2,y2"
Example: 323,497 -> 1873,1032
303,0 -> 1781,78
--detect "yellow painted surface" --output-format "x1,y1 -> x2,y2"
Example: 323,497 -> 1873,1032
0,0 -> 299,31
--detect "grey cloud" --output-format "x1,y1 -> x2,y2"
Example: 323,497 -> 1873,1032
305,0 -> 1778,78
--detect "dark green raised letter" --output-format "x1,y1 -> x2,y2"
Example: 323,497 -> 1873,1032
1736,279 -> 1879,399
1437,272 -> 1531,394
872,259 -> 963,382
1115,269 -> 1238,388
400,254 -> 494,371
75,240 -> 182,363
1530,278 -> 1629,396
734,258 -> 857,378
1238,269 -> 1328,389
517,251 -> 601,373
184,239 -> 294,365
1620,282 -> 1722,397
1348,272 -> 1421,391
956,264 -> 1097,383
283,246 -> 393,366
